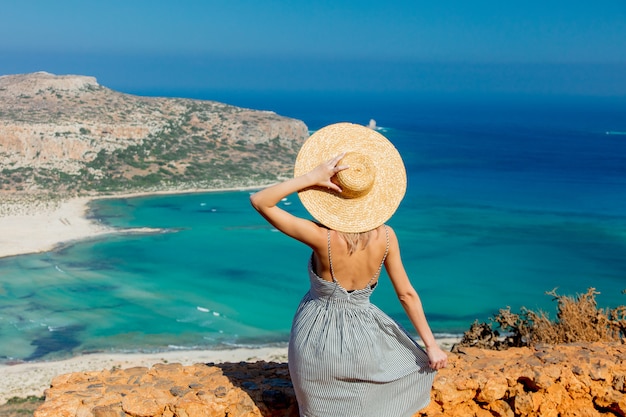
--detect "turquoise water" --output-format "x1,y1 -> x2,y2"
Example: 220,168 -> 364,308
1,93 -> 625,362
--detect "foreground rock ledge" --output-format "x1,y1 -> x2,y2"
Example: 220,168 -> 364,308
35,343 -> 626,417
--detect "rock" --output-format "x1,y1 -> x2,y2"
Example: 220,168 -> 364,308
35,361 -> 295,417
34,343 -> 626,417
417,342 -> 626,417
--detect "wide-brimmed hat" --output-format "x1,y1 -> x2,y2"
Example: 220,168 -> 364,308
294,122 -> 406,233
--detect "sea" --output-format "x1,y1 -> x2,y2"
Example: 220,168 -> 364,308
1,90 -> 625,363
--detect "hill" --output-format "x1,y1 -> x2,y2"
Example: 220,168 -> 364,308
0,72 -> 308,197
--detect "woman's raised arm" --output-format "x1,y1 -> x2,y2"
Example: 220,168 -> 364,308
250,153 -> 347,248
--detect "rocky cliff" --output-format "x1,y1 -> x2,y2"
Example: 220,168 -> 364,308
33,343 -> 626,417
0,72 -> 309,195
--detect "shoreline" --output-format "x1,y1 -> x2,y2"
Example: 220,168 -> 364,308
0,185 -> 270,260
0,337 -> 461,405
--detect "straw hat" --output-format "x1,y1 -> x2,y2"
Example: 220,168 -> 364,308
294,122 -> 406,233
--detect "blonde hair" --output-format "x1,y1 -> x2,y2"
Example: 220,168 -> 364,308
337,230 -> 373,255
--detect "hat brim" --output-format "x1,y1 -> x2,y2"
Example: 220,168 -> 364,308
294,122 -> 406,233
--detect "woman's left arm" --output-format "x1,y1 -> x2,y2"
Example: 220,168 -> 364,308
384,227 -> 448,370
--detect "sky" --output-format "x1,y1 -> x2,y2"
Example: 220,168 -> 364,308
1,0 -> 625,96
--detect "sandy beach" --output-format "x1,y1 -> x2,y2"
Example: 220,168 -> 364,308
0,196 -> 113,259
0,186 -> 268,260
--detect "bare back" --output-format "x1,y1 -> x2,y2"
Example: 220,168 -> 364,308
312,225 -> 388,291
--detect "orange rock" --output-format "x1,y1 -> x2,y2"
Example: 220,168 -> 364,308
475,375 -> 508,402
432,375 -> 476,406
488,399 -> 515,417
513,391 -> 535,415
35,343 -> 626,417
121,396 -> 164,417
92,405 -> 124,417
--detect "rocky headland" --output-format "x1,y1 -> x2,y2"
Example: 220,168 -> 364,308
0,71 -> 308,205
30,343 -> 626,417
0,71 -> 308,258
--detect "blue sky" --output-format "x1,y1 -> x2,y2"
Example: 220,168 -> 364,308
1,1 -> 625,95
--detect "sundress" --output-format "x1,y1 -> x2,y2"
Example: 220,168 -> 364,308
288,226 -> 436,417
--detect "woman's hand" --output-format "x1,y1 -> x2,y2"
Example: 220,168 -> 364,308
426,345 -> 448,370
307,153 -> 349,192
250,152 -> 350,246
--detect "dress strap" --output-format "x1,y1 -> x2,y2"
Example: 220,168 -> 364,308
366,225 -> 389,288
327,229 -> 339,284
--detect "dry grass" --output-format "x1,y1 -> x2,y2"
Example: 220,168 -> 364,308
454,288 -> 626,350
0,396 -> 44,416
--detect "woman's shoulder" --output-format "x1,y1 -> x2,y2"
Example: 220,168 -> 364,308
306,222 -> 333,249
382,223 -> 395,232
381,224 -> 401,250
382,223 -> 398,238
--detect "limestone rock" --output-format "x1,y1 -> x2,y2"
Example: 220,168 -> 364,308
35,361 -> 297,417
34,343 -> 626,417
418,342 -> 626,417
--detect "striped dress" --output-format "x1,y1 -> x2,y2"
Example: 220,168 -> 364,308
288,229 -> 436,417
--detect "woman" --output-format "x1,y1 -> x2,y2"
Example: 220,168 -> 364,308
251,123 -> 447,417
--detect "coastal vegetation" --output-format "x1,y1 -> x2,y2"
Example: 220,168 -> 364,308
0,396 -> 43,417
454,287 -> 626,350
